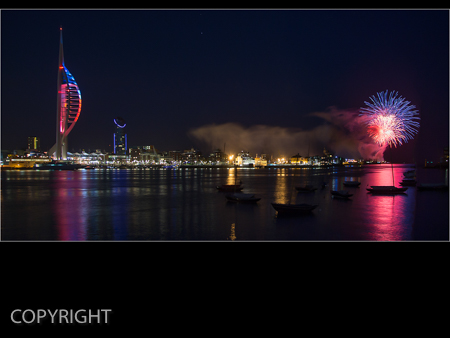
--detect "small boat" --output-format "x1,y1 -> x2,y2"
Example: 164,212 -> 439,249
417,183 -> 449,191
403,170 -> 416,178
271,203 -> 317,214
343,181 -> 361,187
295,185 -> 317,192
330,190 -> 353,198
399,179 -> 416,186
366,186 -> 408,194
217,184 -> 244,192
225,193 -> 261,203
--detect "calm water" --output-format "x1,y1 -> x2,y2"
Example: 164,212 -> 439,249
1,164 -> 448,241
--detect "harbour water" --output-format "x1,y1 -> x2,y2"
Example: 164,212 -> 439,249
1,164 -> 448,241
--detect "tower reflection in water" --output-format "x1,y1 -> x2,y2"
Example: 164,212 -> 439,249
53,173 -> 88,241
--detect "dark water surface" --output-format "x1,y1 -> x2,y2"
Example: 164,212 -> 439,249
1,164 -> 448,241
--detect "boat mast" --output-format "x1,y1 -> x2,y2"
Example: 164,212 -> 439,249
390,146 -> 394,186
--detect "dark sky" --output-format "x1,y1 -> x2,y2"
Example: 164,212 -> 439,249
1,9 -> 448,163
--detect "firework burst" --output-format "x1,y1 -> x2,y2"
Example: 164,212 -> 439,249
359,90 -> 420,147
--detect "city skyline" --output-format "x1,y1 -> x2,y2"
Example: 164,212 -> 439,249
1,9 -> 448,163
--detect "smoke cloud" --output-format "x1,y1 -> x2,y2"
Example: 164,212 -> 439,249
188,107 -> 386,161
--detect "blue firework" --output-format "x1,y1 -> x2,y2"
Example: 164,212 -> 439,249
359,90 -> 420,147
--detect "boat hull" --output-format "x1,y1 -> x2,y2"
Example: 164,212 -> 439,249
330,190 -> 353,198
271,203 -> 317,213
343,181 -> 361,187
295,186 -> 317,192
217,185 -> 243,192
417,184 -> 448,191
366,186 -> 407,194
400,180 -> 416,186
226,193 -> 261,203
403,170 -> 416,178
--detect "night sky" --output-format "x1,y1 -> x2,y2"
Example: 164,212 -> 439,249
1,9 -> 448,163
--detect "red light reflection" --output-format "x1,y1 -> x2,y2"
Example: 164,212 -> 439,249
53,174 -> 87,240
365,194 -> 410,240
369,164 -> 405,187
364,165 -> 414,240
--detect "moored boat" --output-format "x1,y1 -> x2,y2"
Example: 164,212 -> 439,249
295,185 -> 317,192
366,186 -> 407,194
271,203 -> 318,214
343,181 -> 361,187
217,184 -> 244,192
330,190 -> 353,198
417,183 -> 448,191
225,193 -> 260,203
399,178 -> 416,186
403,170 -> 416,178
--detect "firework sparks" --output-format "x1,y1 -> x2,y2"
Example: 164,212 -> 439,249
359,90 -> 420,147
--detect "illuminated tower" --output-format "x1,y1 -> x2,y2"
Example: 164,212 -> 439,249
49,27 -> 82,160
114,117 -> 127,155
27,136 -> 41,151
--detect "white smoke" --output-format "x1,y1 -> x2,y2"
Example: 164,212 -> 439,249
188,107 -> 386,161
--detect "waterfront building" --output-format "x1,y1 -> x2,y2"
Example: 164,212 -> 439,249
254,155 -> 268,167
27,136 -> 41,152
209,148 -> 227,164
113,117 -> 127,155
141,147 -> 160,164
49,27 -> 82,160
169,150 -> 183,162
4,157 -> 52,169
109,154 -> 128,166
159,152 -> 175,164
290,153 -> 308,165
235,151 -> 255,166
67,151 -> 106,165
128,145 -> 160,164
183,148 -> 202,164
143,145 -> 158,152
129,148 -> 141,162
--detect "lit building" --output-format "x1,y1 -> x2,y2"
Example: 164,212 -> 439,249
235,151 -> 255,166
113,117 -> 127,155
67,151 -> 106,165
129,148 -> 140,162
290,153 -> 308,165
128,145 -> 160,164
210,148 -> 227,164
183,148 -> 202,163
49,27 -> 82,160
159,152 -> 175,164
169,150 -> 183,162
254,154 -> 268,167
141,146 -> 160,164
27,136 -> 41,151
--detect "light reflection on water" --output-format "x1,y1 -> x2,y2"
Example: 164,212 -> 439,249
1,165 -> 448,241
364,194 -> 412,241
